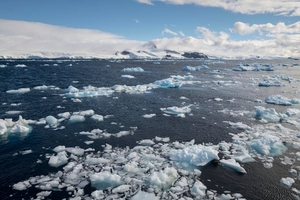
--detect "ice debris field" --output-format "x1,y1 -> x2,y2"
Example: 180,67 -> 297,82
1,61 -> 300,199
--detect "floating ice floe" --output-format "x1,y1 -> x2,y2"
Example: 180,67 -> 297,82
169,144 -> 219,166
258,80 -> 283,87
232,63 -> 274,71
6,88 -> 31,94
182,65 -> 208,71
142,114 -> 156,118
161,105 -> 192,118
219,159 -> 247,174
121,67 -> 144,72
253,106 -> 287,123
65,75 -> 199,98
15,64 -> 27,67
280,177 -> 295,189
0,116 -> 32,136
265,95 -> 300,106
0,64 -> 7,68
121,75 -> 135,79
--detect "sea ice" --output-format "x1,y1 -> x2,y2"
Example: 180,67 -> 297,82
147,167 -> 178,190
190,180 -> 207,198
15,64 -> 27,67
121,75 -> 135,78
161,105 -> 191,116
90,171 -> 122,190
169,144 -> 219,166
253,106 -> 287,123
250,135 -> 287,156
142,114 -> 156,118
48,151 -> 68,167
265,95 -> 300,106
6,88 -> 31,94
258,80 -> 283,87
69,115 -> 85,123
280,177 -> 295,189
130,191 -> 159,200
219,159 -> 247,174
182,65 -> 208,71
121,67 -> 144,72
91,114 -> 104,121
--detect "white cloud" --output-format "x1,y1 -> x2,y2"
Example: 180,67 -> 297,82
137,0 -> 300,16
179,31 -> 185,37
151,25 -> 300,58
0,19 -> 299,59
135,19 -> 139,23
0,19 -> 144,57
162,28 -> 178,36
136,0 -> 154,5
234,21 -> 300,35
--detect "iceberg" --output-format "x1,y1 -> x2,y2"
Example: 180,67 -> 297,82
280,177 -> 295,189
182,65 -> 208,71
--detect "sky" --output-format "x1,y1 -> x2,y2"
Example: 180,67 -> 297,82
0,0 -> 300,58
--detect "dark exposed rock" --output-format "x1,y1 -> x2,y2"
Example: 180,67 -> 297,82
164,49 -> 180,55
182,52 -> 208,59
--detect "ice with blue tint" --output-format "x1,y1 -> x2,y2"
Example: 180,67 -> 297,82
182,65 -> 209,71
65,75 -> 199,98
258,80 -> 283,87
147,167 -> 178,190
0,116 -> 32,136
121,67 -> 144,72
169,144 -> 219,166
90,171 -> 122,190
232,63 -> 274,71
280,177 -> 295,189
265,95 -> 300,106
253,106 -> 287,122
121,75 -> 135,78
6,88 -> 31,94
161,105 -> 192,117
250,135 -> 287,156
220,159 -> 247,173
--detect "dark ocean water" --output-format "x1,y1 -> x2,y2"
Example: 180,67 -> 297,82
0,59 -> 300,199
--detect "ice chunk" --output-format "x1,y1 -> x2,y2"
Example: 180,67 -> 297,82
258,80 -> 283,87
251,135 -> 287,156
169,144 -> 219,166
66,147 -> 85,156
130,191 -> 159,200
15,64 -> 27,67
10,124 -> 30,134
45,115 -> 58,125
253,106 -> 286,123
143,114 -> 156,118
161,105 -> 191,115
280,177 -> 295,189
53,145 -> 66,153
90,171 -> 122,190
147,167 -> 178,190
265,95 -> 300,106
69,115 -> 85,123
228,122 -> 251,130
121,75 -> 135,79
13,181 -> 29,191
0,120 -> 8,135
190,180 -> 207,198
112,185 -> 131,193
138,139 -> 155,146
48,151 -> 68,167
91,114 -> 104,121
6,88 -> 30,94
220,159 -> 247,174
182,65 -> 208,71
57,112 -> 71,119
121,67 -> 144,72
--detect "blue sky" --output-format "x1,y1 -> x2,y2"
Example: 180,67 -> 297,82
0,0 -> 300,58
